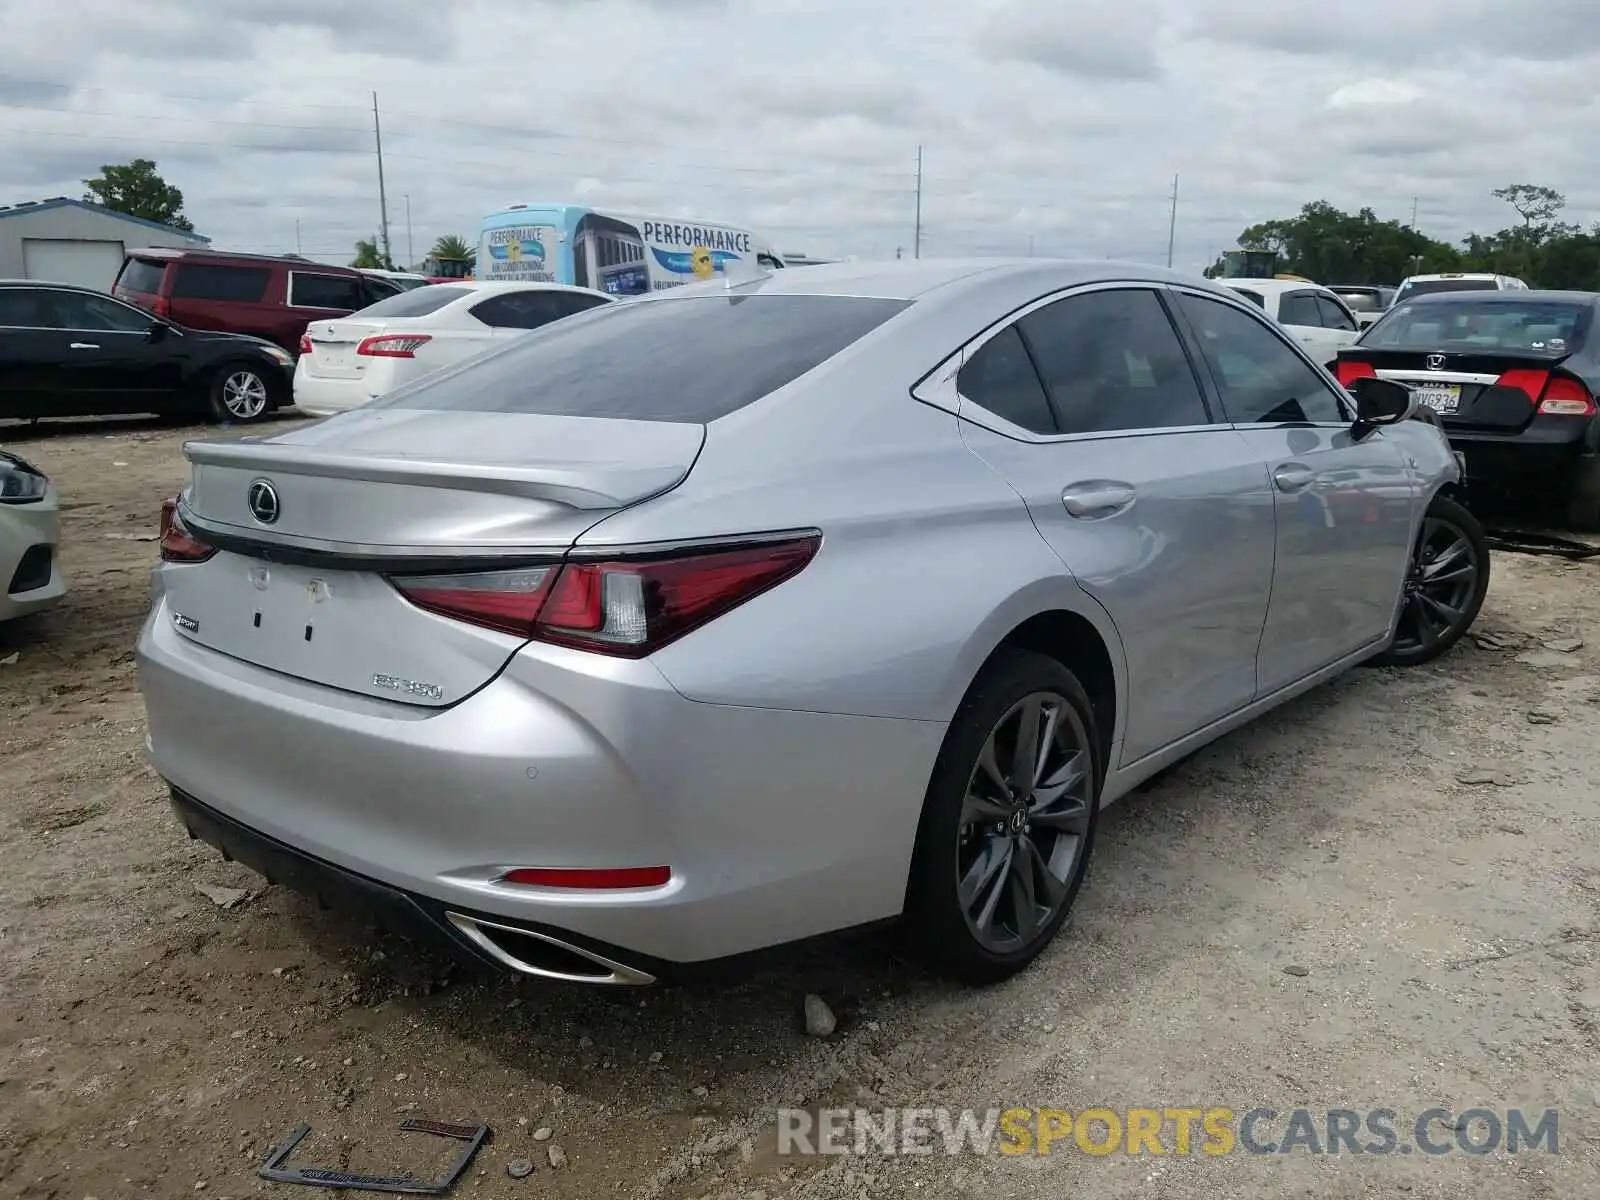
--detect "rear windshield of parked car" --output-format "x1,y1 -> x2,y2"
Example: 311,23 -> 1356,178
1394,279 -> 1500,301
117,258 -> 167,295
354,285 -> 474,319
1333,289 -> 1383,312
1365,300 -> 1591,355
375,294 -> 910,422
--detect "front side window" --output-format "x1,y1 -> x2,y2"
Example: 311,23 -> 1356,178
1174,292 -> 1349,425
1316,295 -> 1359,332
47,291 -> 153,332
1017,288 -> 1210,434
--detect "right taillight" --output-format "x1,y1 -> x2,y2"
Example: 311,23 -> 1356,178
1538,373 -> 1596,416
159,497 -> 216,563
389,534 -> 821,656
152,295 -> 171,319
1335,359 -> 1375,386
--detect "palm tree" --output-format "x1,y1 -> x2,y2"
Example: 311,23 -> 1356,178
350,235 -> 392,270
429,234 -> 475,267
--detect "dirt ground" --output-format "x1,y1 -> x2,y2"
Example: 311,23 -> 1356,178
3,414 -> 1600,1199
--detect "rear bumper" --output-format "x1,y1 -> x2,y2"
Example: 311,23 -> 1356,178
0,491 -> 66,622
1445,415 -> 1598,494
137,596 -> 943,970
291,370 -> 384,417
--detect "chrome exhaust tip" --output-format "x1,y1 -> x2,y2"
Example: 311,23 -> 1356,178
445,912 -> 656,986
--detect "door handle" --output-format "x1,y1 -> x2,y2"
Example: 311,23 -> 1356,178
69,342 -> 100,350
1273,463 -> 1316,493
1062,481 -> 1136,518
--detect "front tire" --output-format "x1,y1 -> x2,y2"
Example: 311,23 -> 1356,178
903,649 -> 1101,984
207,362 -> 273,424
1371,493 -> 1489,667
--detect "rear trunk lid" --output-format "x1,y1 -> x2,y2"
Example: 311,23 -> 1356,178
165,408 -> 704,706
1345,348 -> 1576,432
302,318 -> 393,380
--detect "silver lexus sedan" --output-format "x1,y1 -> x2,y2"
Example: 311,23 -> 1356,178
1,450 -> 66,622
137,260 -> 1487,986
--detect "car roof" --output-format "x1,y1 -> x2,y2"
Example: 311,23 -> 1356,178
444,280 -> 611,297
650,257 -> 1212,303
1400,272 -> 1506,282
1220,278 -> 1331,295
0,278 -> 102,293
1393,289 -> 1600,305
126,247 -> 362,273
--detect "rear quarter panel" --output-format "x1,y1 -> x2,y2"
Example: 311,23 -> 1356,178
575,294 -> 1128,726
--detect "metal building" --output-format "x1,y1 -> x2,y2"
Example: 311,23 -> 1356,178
0,197 -> 210,291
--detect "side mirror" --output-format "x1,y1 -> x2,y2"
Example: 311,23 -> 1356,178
1346,376 -> 1415,432
146,321 -> 171,344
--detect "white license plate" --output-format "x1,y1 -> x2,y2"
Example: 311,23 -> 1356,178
1415,383 -> 1461,414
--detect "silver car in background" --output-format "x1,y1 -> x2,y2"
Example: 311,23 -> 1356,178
137,260 -> 1488,985
1,451 -> 66,622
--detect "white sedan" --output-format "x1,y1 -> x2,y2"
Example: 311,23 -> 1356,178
0,451 -> 66,622
293,281 -> 615,417
1220,278 -> 1362,367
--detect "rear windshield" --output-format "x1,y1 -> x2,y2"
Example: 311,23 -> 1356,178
117,258 -> 167,295
1365,300 -> 1591,355
171,263 -> 272,303
354,285 -> 472,318
1332,289 -> 1383,312
376,294 -> 910,422
1395,279 -> 1499,301
1228,288 -> 1265,309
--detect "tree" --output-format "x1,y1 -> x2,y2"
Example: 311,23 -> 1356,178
429,234 -> 475,266
1492,184 -> 1567,234
82,159 -> 193,231
1232,201 -> 1459,284
350,235 -> 392,269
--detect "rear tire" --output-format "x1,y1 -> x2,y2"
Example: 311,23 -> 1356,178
1370,494 -> 1489,667
207,362 -> 273,424
1564,457 -> 1600,533
902,649 -> 1101,984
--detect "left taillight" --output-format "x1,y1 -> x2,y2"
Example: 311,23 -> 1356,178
388,534 -> 821,657
1335,359 -> 1375,386
298,333 -> 313,355
159,496 -> 216,563
357,333 -> 432,358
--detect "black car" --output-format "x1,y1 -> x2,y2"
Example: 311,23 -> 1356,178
1335,290 -> 1600,528
0,280 -> 296,424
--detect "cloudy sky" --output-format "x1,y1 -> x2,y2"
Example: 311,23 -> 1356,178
2,0 -> 1596,272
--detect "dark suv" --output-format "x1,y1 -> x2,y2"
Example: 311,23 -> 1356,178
113,250 -> 401,354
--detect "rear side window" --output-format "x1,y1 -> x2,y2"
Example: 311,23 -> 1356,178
117,257 -> 167,295
958,326 -> 1056,433
1365,300 -> 1590,355
471,290 -> 586,330
376,294 -> 908,422
171,263 -> 271,303
356,285 -> 473,319
1017,288 -> 1211,434
289,272 -> 364,311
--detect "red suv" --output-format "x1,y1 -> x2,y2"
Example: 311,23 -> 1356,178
113,250 -> 402,354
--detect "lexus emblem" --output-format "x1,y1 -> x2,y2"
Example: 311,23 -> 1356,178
247,478 -> 280,525
1426,354 -> 1446,371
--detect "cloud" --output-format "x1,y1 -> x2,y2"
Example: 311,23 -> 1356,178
0,0 -> 1596,272
979,0 -> 1166,81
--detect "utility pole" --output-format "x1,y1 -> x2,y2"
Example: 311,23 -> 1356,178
1028,235 -> 1035,257
1166,173 -> 1179,268
1410,195 -> 1419,228
294,218 -> 301,256
404,194 -> 414,269
373,91 -> 392,268
913,145 -> 923,260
